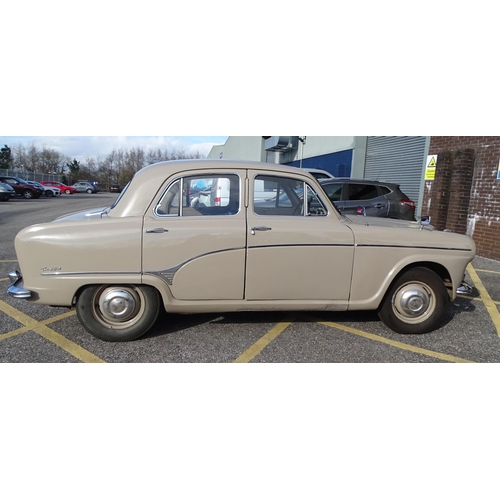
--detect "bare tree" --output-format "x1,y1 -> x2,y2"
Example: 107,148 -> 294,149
5,141 -> 207,185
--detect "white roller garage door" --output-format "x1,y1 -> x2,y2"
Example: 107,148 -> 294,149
364,136 -> 428,210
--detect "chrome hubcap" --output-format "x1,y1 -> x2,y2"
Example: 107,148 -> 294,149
99,288 -> 138,322
393,282 -> 434,322
400,289 -> 429,316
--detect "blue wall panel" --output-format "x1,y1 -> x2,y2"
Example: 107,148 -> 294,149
286,149 -> 353,177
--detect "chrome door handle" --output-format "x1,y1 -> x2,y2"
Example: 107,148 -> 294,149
374,203 -> 385,209
251,226 -> 272,235
146,228 -> 169,233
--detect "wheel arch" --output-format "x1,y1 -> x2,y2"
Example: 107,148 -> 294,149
378,261 -> 453,311
73,280 -> 165,306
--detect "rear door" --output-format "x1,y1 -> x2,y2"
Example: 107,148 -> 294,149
142,170 -> 246,300
343,182 -> 390,217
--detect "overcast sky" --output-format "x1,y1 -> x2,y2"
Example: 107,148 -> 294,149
0,136 -> 228,161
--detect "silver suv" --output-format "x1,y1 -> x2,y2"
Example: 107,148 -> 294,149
319,178 -> 416,220
72,182 -> 98,194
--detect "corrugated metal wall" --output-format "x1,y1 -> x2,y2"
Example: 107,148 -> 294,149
364,136 -> 428,206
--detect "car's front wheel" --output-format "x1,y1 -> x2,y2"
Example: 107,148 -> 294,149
86,188 -> 93,194
378,267 -> 448,334
22,189 -> 34,199
76,285 -> 161,342
65,189 -> 71,194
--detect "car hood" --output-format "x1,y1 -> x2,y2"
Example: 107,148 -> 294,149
55,207 -> 110,221
344,215 -> 476,252
343,215 -> 428,230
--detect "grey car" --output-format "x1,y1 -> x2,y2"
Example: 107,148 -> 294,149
72,182 -> 98,194
0,181 -> 16,201
319,178 -> 416,220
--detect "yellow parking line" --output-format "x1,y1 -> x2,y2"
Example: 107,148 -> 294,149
233,315 -> 296,363
0,260 -> 18,263
0,300 -> 39,330
33,324 -> 105,363
0,277 -> 8,282
475,268 -> 500,275
0,310 -> 77,341
309,317 -> 474,363
0,300 -> 105,363
467,263 -> 500,338
461,295 -> 500,306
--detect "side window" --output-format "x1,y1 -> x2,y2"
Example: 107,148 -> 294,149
253,175 -> 301,216
348,183 -> 379,201
322,183 -> 343,202
155,174 -> 239,217
253,175 -> 326,217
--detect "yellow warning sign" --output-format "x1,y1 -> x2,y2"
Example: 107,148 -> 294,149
426,155 -> 437,180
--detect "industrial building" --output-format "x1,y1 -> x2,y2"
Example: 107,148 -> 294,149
208,136 -> 429,216
208,136 -> 500,261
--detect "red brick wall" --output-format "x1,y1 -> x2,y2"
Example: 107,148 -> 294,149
423,137 -> 500,261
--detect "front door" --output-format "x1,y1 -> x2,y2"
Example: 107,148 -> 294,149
245,171 -> 355,302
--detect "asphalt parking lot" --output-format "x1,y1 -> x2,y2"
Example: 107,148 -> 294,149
1,192 -> 500,363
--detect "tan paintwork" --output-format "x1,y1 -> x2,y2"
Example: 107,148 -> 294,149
11,159 -> 476,316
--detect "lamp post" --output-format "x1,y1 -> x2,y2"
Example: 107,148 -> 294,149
298,136 -> 306,169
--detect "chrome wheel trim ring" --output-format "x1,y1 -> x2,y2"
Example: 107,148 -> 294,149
93,286 -> 146,329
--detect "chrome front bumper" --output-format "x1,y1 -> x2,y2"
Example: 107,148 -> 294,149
7,270 -> 32,299
457,280 -> 473,295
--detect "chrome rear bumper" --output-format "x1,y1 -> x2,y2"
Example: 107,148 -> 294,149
7,270 -> 32,299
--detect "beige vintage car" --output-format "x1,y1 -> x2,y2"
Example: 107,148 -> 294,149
8,160 -> 476,342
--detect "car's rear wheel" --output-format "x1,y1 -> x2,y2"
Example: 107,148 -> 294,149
378,267 -> 448,334
86,188 -> 93,194
65,189 -> 71,194
76,284 -> 161,342
22,189 -> 33,199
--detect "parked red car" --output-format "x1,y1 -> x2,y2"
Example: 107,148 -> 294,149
40,181 -> 77,194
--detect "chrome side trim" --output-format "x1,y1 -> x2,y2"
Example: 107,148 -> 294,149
355,244 -> 473,252
248,243 -> 353,249
40,271 -> 141,276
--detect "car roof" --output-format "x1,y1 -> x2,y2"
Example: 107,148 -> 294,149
111,159 -> 318,217
303,168 -> 333,174
320,177 -> 399,187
